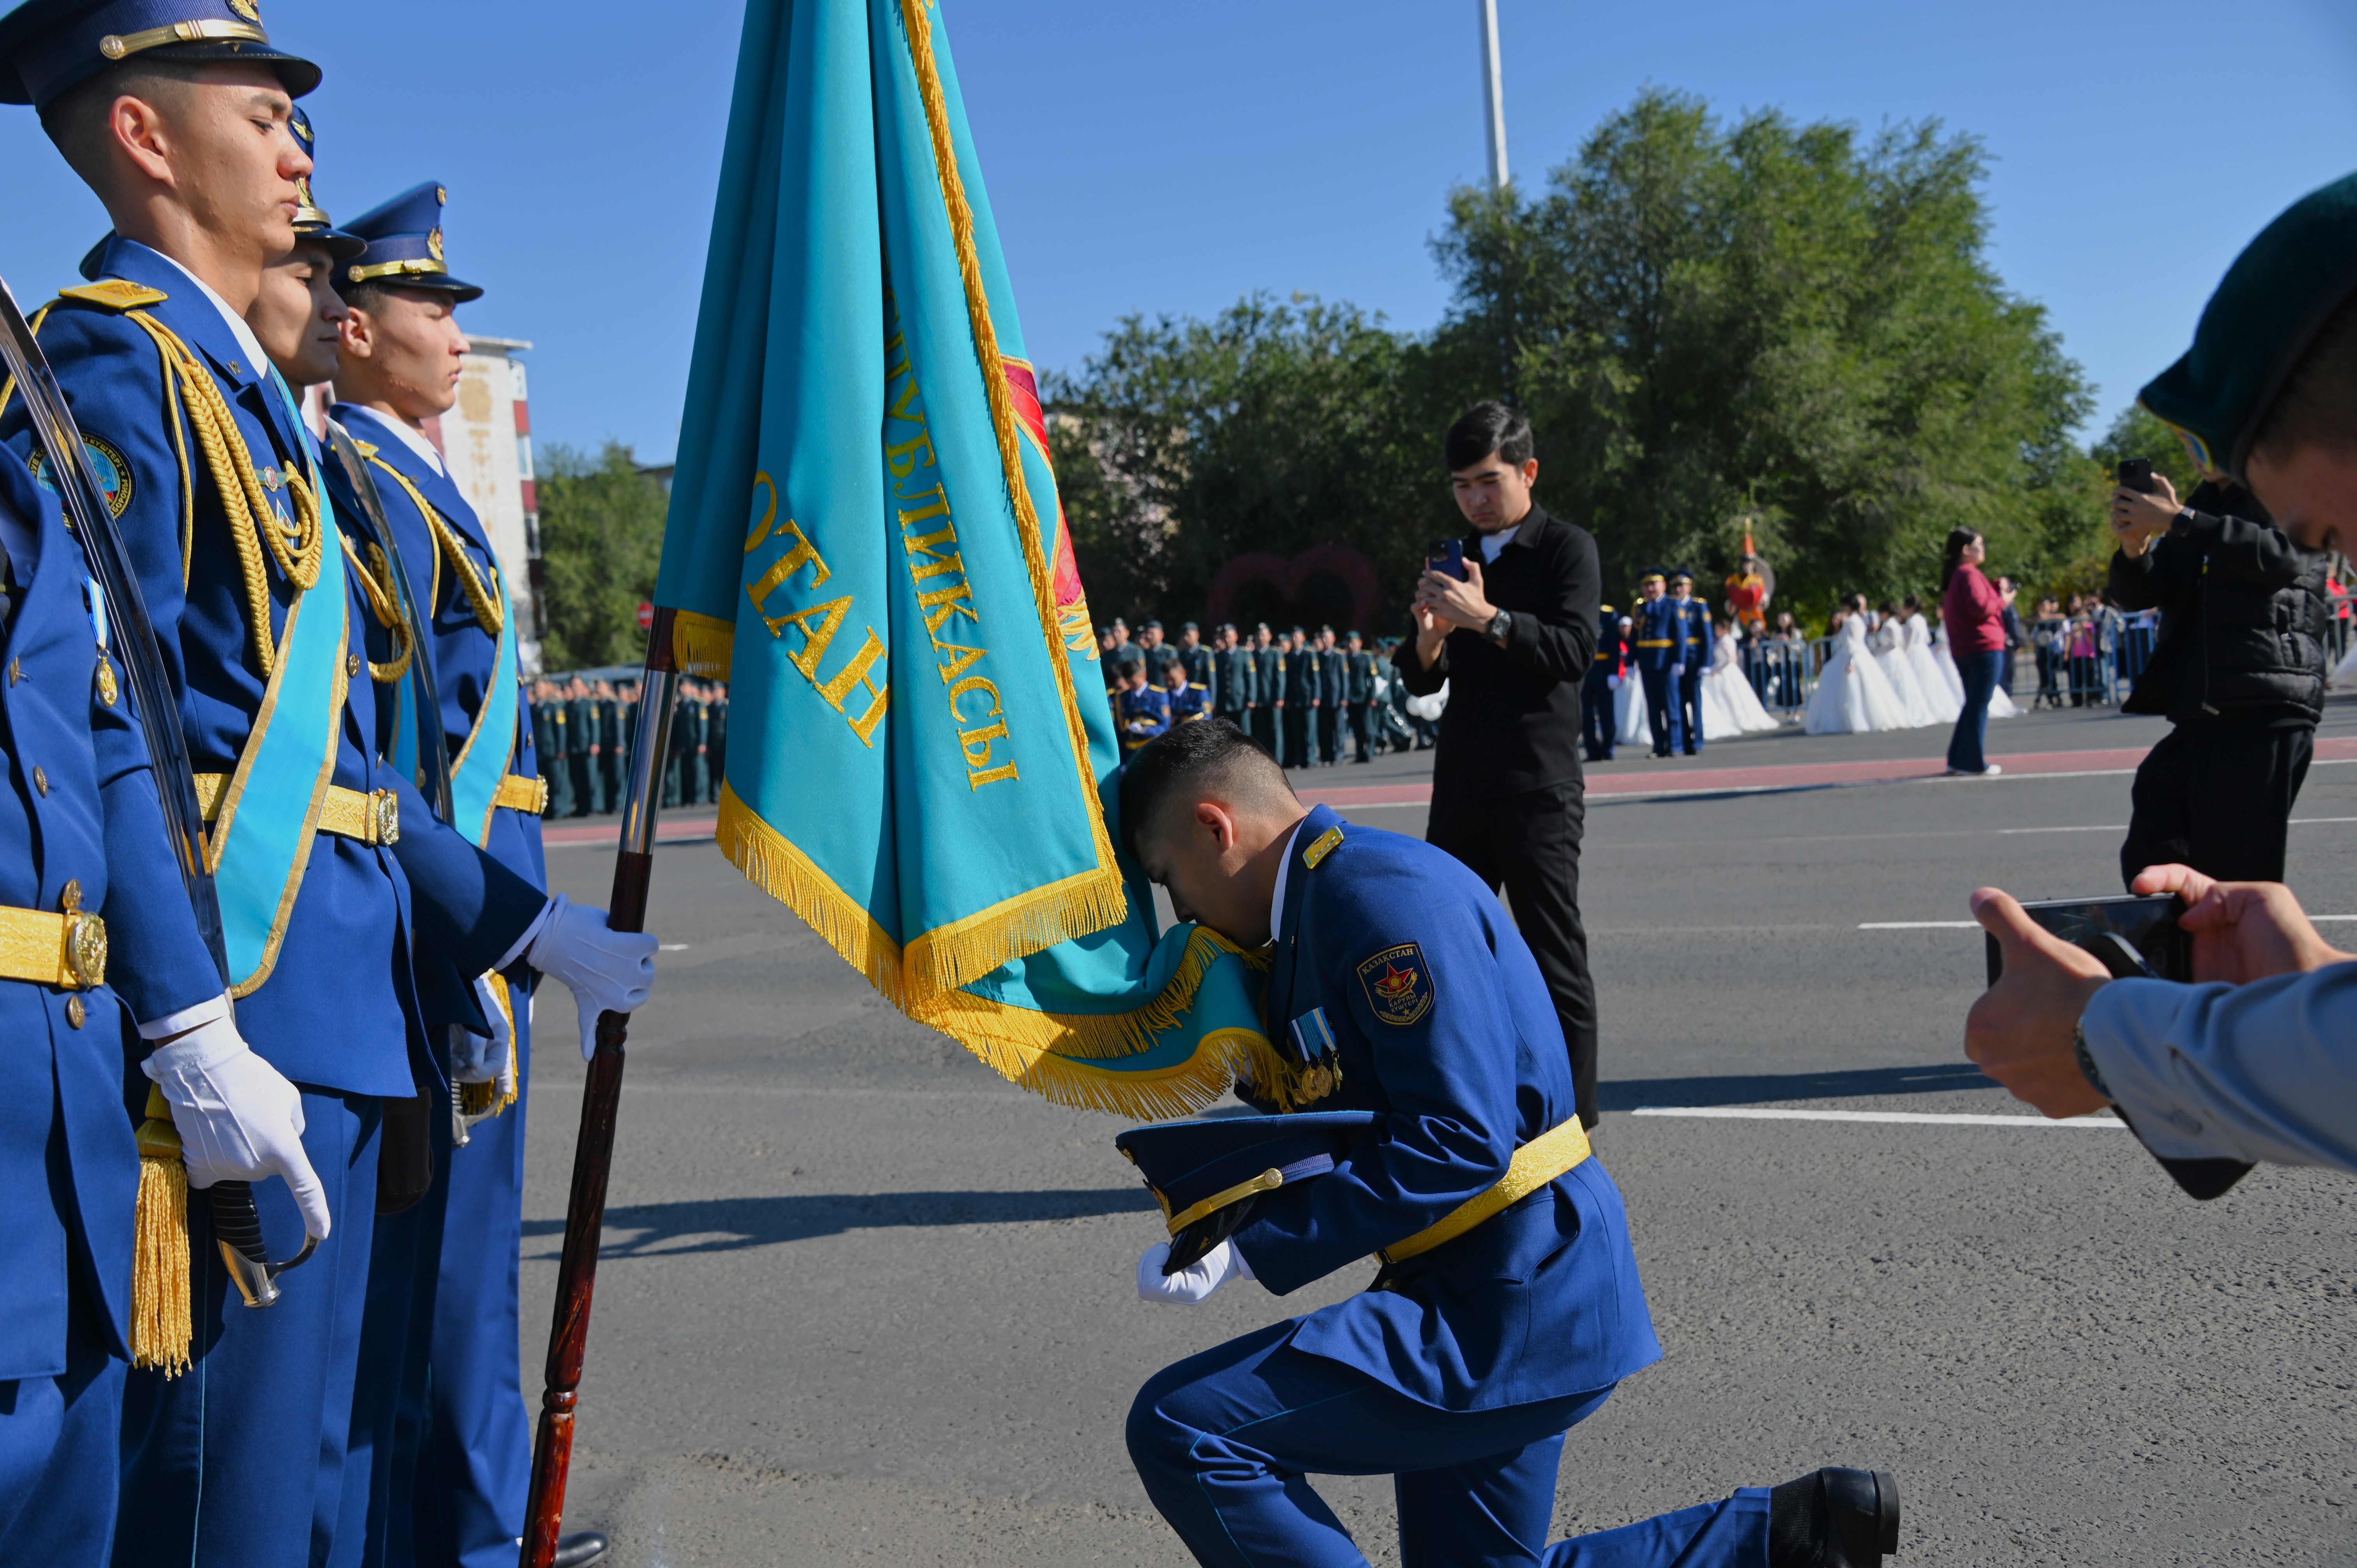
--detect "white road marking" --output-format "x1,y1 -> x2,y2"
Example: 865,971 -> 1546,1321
660,943 -> 691,950
1633,1106 -> 2125,1128
1859,920 -> 1981,929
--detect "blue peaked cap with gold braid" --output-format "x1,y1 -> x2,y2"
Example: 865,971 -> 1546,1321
0,0 -> 319,108
288,105 -> 365,261
336,180 -> 483,303
1117,1111 -> 1376,1268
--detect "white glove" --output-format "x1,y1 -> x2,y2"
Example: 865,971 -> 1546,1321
1136,1239 -> 1254,1305
527,893 -> 660,1061
141,1005 -> 331,1242
1606,675 -> 1622,690
447,974 -> 510,1084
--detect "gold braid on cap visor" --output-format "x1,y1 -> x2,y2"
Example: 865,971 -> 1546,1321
99,19 -> 267,59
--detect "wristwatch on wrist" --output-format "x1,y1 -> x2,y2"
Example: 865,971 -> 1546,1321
2073,1019 -> 2113,1102
1486,608 -> 1512,645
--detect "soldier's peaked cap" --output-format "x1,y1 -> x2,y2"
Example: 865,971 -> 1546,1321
1117,1112 -> 1377,1236
2139,172 -> 2357,482
0,0 -> 318,109
336,180 -> 483,302
287,106 -> 365,260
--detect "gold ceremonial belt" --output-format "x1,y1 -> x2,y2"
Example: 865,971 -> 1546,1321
0,901 -> 108,990
1378,1116 -> 1592,1266
494,774 -> 549,815
1633,639 -> 1673,648
193,774 -> 402,847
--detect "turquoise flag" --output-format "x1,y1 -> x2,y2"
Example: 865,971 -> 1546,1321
658,0 -> 1297,1118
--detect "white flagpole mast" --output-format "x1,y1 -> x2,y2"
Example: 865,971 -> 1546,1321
1479,0 -> 1509,191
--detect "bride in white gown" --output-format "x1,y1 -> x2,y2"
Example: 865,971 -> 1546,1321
1702,622 -> 1780,737
1870,604 -> 1939,727
1900,601 -> 1961,722
1930,617 -> 2020,718
1804,598 -> 1914,735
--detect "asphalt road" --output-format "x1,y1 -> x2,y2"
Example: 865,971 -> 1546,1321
521,697 -> 2357,1566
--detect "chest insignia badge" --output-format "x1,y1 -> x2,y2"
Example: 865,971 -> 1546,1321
1357,943 -> 1434,1027
28,434 -> 134,519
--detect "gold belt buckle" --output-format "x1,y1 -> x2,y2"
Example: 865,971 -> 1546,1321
63,910 -> 108,988
372,788 -> 401,845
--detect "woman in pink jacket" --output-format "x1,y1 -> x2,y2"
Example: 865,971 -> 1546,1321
1941,529 -> 2016,775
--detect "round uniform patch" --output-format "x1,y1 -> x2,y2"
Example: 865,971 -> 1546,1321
1357,943 -> 1435,1026
28,434 -> 134,519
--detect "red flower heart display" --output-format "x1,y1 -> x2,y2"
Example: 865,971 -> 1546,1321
1205,544 -> 1383,635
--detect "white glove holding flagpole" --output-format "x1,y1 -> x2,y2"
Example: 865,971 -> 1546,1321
1136,1239 -> 1254,1305
141,999 -> 331,1241
525,894 -> 660,1060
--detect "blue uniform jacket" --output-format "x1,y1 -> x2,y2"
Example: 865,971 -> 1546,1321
330,405 -> 545,898
1118,683 -> 1170,748
1670,599 -> 1713,667
0,451 -> 222,1376
1632,599 -> 1678,671
1584,608 -> 1624,694
2,240 -> 543,1098
1166,681 -> 1211,725
1233,805 -> 1661,1410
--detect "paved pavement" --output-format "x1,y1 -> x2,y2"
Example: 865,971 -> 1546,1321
519,698 -> 2357,1565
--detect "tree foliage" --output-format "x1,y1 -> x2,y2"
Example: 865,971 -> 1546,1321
535,440 -> 668,669
1050,88 -> 2112,630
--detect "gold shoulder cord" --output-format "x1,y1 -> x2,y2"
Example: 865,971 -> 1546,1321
337,533 -> 414,682
365,453 -> 502,636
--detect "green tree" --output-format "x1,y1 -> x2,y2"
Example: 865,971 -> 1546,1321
1434,88 -> 2102,620
535,440 -> 668,669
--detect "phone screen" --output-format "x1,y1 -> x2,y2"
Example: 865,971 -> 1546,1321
1985,893 -> 2187,985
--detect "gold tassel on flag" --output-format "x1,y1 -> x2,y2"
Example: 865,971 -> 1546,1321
131,1083 -> 191,1376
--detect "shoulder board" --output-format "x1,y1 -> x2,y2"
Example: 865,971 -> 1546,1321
57,280 -> 168,311
352,440 -> 380,458
1302,825 -> 1345,869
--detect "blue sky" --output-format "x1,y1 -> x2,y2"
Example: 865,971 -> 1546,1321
4,0 -> 2353,466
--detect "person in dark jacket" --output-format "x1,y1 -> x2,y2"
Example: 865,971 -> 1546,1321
1398,402 -> 1604,1127
1316,626 -> 1346,765
1248,625 -> 1281,757
1583,603 -> 1624,762
1281,628 -> 1315,769
2108,474 -> 2332,884
1212,623 -> 1251,731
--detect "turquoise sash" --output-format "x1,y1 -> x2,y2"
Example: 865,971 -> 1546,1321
449,563 -> 519,847
212,373 -> 349,993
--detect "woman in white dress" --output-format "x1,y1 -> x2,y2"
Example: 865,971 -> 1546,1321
1900,597 -> 1962,722
1701,619 -> 1780,737
1804,596 -> 1914,735
1870,601 -> 1938,727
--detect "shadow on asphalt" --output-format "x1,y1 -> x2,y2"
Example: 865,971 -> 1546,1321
1597,1060 -> 1997,1112
525,1187 -> 1159,1255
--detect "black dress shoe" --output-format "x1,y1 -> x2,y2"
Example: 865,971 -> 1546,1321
552,1532 -> 611,1568
1768,1467 -> 1899,1567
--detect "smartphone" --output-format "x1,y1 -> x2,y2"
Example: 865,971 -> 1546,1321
2117,456 -> 2156,494
1427,539 -> 1467,582
1984,893 -> 2188,986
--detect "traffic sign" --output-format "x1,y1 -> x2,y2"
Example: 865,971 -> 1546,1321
636,600 -> 655,630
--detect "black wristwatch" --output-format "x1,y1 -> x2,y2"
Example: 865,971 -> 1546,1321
1486,609 -> 1512,645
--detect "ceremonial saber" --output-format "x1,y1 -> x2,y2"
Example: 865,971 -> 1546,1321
522,606 -> 681,1568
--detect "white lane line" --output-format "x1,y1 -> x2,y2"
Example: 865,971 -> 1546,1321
1859,921 -> 1981,929
1634,1106 -> 2126,1129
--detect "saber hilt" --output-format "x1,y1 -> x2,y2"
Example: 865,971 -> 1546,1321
209,1181 -> 320,1308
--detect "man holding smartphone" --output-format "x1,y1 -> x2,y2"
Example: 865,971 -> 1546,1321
1397,402 -> 1605,1128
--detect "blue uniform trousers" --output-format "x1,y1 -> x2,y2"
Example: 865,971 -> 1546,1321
0,1268 -> 124,1568
1580,678 -> 1614,761
415,998 -> 534,1568
1673,668 -> 1704,756
1638,668 -> 1677,756
116,1089 -> 383,1568
1129,1321 -> 1768,1568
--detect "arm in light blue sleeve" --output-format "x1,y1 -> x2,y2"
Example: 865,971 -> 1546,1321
2081,964 -> 2357,1174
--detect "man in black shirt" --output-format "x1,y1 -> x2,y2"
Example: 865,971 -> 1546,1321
2108,474 -> 2332,884
1397,403 -> 1604,1127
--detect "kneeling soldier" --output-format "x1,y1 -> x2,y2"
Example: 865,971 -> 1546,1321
1117,721 -> 1900,1568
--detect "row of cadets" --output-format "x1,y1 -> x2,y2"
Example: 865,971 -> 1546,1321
0,7 -> 659,1566
1583,599 -> 1626,761
1631,568 -> 1715,757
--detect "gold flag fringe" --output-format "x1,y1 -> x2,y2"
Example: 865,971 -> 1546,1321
457,970 -> 520,1119
671,611 -> 736,680
720,785 -> 906,1007
131,1084 -> 191,1377
900,865 -> 1129,1006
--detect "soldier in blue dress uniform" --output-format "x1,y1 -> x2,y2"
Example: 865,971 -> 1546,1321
1115,722 -> 1900,1568
313,179 -> 606,1568
1162,655 -> 1210,727
1117,661 -> 1170,752
1582,602 -> 1622,762
1667,570 -> 1713,757
1630,571 -> 1678,757
1178,620 -> 1214,705
0,441 -> 254,1568
0,11 -> 661,1564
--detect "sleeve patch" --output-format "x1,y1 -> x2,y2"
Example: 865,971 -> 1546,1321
1356,942 -> 1435,1026
27,434 -> 134,519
